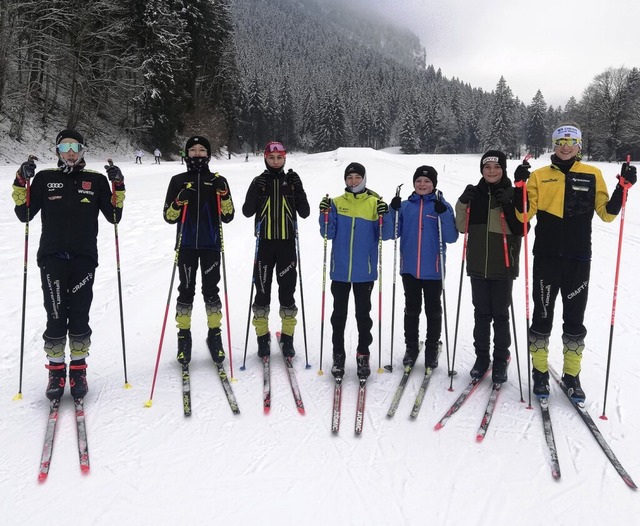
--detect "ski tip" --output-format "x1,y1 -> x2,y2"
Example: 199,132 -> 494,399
264,408 -> 271,415
476,434 -> 484,443
38,472 -> 48,483
123,382 -> 133,390
144,400 -> 153,408
81,465 -> 91,474
552,470 -> 561,480
434,423 -> 443,431
298,408 -> 306,415
317,370 -> 324,376
13,392 -> 23,401
624,477 -> 638,490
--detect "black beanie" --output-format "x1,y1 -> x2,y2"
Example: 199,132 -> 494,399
413,165 -> 438,187
56,129 -> 85,145
480,150 -> 507,174
185,136 -> 211,157
344,162 -> 366,179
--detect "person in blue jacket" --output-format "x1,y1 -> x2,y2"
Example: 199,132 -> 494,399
319,162 -> 390,380
389,166 -> 458,370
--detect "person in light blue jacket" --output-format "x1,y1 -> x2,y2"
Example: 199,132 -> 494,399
318,162 -> 390,380
389,166 -> 458,369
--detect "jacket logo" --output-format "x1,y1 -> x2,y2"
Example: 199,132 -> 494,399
47,182 -> 63,189
82,181 -> 92,190
81,198 -> 90,203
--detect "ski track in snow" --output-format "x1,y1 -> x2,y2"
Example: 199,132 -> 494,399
2,150 -> 640,525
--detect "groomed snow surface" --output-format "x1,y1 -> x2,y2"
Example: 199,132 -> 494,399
1,148 -> 639,525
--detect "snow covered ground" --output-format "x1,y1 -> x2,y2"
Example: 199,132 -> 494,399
1,148 -> 639,525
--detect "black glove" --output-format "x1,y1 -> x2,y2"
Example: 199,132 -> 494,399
620,163 -> 637,186
105,164 -> 124,184
286,170 -> 303,189
18,160 -> 37,182
390,196 -> 402,211
493,188 -> 511,207
459,185 -> 476,205
175,183 -> 195,206
376,200 -> 389,215
254,174 -> 267,190
212,175 -> 229,195
514,162 -> 531,184
319,196 -> 331,213
433,198 -> 447,214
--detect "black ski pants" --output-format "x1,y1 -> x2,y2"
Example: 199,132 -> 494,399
401,274 -> 442,351
470,277 -> 512,361
330,280 -> 373,355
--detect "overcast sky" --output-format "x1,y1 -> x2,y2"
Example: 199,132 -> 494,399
345,0 -> 638,108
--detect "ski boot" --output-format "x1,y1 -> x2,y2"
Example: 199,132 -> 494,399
45,363 -> 67,401
207,328 -> 225,364
177,329 -> 192,364
69,360 -> 89,399
279,333 -> 296,358
257,332 -> 271,357
356,353 -> 371,380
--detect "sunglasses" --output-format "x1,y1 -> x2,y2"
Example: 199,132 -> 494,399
553,138 -> 580,147
265,142 -> 285,154
57,143 -> 84,153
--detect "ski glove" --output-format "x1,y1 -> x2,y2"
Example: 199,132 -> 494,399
376,200 -> 389,216
254,174 -> 267,190
319,196 -> 331,213
286,170 -> 303,189
620,163 -> 637,187
106,164 -> 124,184
18,160 -> 37,183
212,175 -> 229,195
459,185 -> 476,205
175,183 -> 195,206
390,196 -> 402,211
493,188 -> 511,207
433,197 -> 447,214
514,162 -> 531,184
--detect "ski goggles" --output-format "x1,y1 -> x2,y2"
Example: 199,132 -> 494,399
553,138 -> 581,148
264,142 -> 286,155
57,143 -> 84,153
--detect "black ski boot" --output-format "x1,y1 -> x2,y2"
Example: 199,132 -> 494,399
356,353 -> 371,380
470,354 -> 490,380
331,350 -> 346,379
279,333 -> 296,358
69,360 -> 89,399
424,342 -> 440,369
257,332 -> 271,357
45,363 -> 67,401
532,368 -> 550,398
562,372 -> 586,402
177,329 -> 192,364
402,342 -> 420,368
492,358 -> 508,384
206,328 -> 225,364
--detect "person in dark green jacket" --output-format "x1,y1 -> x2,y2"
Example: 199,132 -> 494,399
455,150 -> 524,384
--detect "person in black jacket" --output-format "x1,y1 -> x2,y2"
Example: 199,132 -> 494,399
242,141 -> 310,357
12,129 -> 126,400
163,136 -> 234,366
455,150 -> 524,384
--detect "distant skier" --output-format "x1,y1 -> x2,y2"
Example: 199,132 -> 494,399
242,141 -> 310,357
11,129 -> 126,400
514,124 -> 637,400
154,148 -> 161,164
134,148 -> 144,164
162,136 -> 234,365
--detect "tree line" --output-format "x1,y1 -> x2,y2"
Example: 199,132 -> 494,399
1,0 -> 638,161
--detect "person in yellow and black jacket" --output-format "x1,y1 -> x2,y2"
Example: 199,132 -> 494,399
514,124 -> 637,401
242,141 -> 310,357
163,136 -> 234,366
12,129 -> 125,401
319,162 -> 390,380
456,151 -> 524,385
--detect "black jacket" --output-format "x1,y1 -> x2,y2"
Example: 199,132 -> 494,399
14,167 -> 123,266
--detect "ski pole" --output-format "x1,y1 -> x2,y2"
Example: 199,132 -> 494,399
294,220 -> 311,369
377,209 -> 384,373
318,196 -> 330,375
448,203 -> 470,391
517,153 -> 533,408
241,220 -> 262,370
498,206 -> 524,403
107,159 -> 131,389
385,184 -> 402,372
216,191 -> 235,380
437,197 -> 453,378
14,155 -> 37,400
145,203 -> 188,407
601,155 -> 633,419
